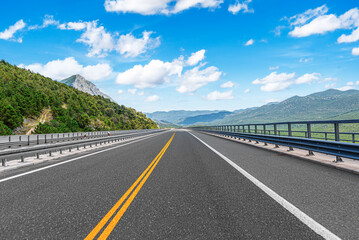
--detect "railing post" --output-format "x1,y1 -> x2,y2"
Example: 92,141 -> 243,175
307,124 -> 312,138
248,125 -> 250,133
288,123 -> 294,151
37,135 -> 39,145
263,125 -> 266,135
334,123 -> 343,162
242,125 -> 245,133
254,125 -> 257,134
28,135 -> 30,146
45,135 -> 47,144
274,124 -> 277,135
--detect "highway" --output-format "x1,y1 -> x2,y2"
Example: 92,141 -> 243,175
0,130 -> 358,239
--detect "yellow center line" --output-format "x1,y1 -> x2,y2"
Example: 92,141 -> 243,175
85,133 -> 175,240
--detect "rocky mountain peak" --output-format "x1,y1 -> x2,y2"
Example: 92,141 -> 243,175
61,75 -> 113,101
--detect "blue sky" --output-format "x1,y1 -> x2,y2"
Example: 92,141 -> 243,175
1,0 -> 359,113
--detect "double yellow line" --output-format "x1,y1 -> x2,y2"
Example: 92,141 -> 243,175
85,133 -> 175,240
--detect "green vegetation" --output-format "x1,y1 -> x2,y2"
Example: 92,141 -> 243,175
0,60 -> 157,135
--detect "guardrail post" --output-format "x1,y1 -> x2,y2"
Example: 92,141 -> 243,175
37,135 -> 39,145
307,124 -> 312,139
288,123 -> 294,151
51,134 -> 53,143
2,159 -> 7,167
334,123 -> 343,162
263,125 -> 266,135
242,125 -> 245,133
353,134 -> 356,143
255,125 -> 257,134
274,124 -> 277,135
28,135 -> 30,146
36,153 -> 40,159
9,136 -> 11,143
21,156 -> 24,162
45,135 -> 47,144
248,125 -> 251,133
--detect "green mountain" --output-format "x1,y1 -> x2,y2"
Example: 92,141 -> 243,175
210,89 -> 359,125
0,60 -> 157,135
178,111 -> 232,125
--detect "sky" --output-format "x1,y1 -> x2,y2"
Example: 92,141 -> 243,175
0,0 -> 359,113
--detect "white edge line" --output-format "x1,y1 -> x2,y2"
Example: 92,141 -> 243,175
187,131 -> 340,240
0,130 -> 170,184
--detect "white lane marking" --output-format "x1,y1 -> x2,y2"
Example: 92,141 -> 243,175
188,131 -> 340,240
0,131 -> 170,183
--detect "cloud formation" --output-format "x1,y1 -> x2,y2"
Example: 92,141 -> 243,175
0,19 -> 26,42
220,81 -> 234,88
116,59 -> 183,88
252,72 -> 321,92
244,39 -> 254,46
186,49 -> 206,66
352,47 -> 359,56
145,95 -> 159,102
205,90 -> 233,100
288,6 -> 359,41
116,49 -> 222,93
19,57 -> 113,81
104,0 -> 223,15
228,0 -> 253,14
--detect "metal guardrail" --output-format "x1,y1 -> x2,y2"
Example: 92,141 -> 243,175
190,119 -> 359,162
0,129 -> 165,167
191,119 -> 359,143
0,129 -> 147,150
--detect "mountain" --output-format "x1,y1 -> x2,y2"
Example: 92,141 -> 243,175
61,74 -> 113,101
146,110 -> 221,124
178,111 -> 232,125
210,89 -> 359,125
0,60 -> 157,135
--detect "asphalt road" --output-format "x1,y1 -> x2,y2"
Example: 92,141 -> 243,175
0,130 -> 357,239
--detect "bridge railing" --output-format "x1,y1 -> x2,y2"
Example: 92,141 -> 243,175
189,119 -> 359,162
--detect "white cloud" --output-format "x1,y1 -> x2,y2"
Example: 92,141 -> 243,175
269,66 -> 279,70
244,88 -> 250,93
104,0 -> 223,15
253,72 -> 321,92
220,81 -> 234,88
295,73 -> 321,84
352,47 -> 359,56
228,0 -> 253,14
288,7 -> 359,39
118,89 -> 124,94
68,20 -> 160,58
116,59 -> 183,88
244,39 -> 254,46
116,31 -> 160,58
325,83 -> 336,89
128,89 -> 137,94
138,91 -> 144,96
337,86 -> 355,91
299,57 -> 312,63
205,90 -> 233,100
0,19 -> 26,42
186,49 -> 206,66
265,98 -> 280,104
145,95 -> 159,102
287,5 -> 328,26
177,65 -> 222,93
19,57 -> 112,81
338,28 -> 359,43
253,72 -> 296,92
58,21 -> 87,31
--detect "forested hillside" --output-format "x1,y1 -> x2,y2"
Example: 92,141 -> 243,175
0,60 -> 157,135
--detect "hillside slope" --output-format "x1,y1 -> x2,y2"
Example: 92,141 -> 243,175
0,60 -> 157,134
211,89 -> 359,125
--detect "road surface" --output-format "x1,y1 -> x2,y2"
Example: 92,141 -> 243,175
1,130 -> 358,239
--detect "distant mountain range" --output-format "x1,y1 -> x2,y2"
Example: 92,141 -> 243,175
146,89 -> 359,126
61,75 -> 113,101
